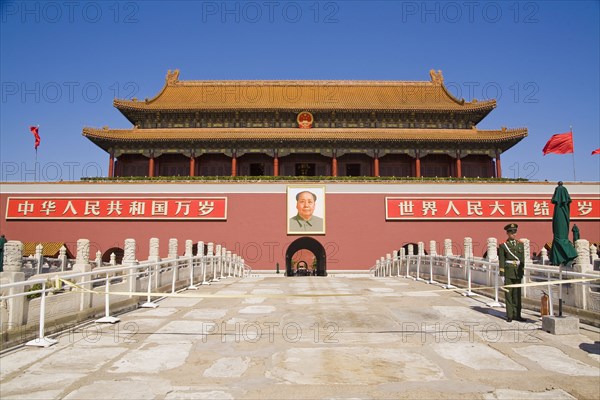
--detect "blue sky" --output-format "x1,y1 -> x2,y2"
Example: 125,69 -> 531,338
1,0 -> 599,182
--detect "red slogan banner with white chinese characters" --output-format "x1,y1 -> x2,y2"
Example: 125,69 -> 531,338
386,197 -> 600,220
5,197 -> 227,220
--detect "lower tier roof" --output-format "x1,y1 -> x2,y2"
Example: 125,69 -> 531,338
83,127 -> 527,152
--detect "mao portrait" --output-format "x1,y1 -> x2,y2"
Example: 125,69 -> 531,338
287,186 -> 326,234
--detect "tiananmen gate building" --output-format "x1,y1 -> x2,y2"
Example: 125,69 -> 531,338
1,70 -> 599,275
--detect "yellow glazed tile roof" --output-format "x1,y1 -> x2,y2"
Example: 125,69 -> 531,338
113,70 -> 496,112
83,127 -> 527,143
22,242 -> 73,258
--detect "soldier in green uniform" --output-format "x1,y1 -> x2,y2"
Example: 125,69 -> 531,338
498,223 -> 526,322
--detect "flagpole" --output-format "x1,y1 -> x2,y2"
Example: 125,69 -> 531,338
35,125 -> 39,182
570,126 -> 576,181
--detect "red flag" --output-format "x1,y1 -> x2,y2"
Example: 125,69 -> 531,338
542,132 -> 574,155
592,148 -> 600,155
29,126 -> 40,150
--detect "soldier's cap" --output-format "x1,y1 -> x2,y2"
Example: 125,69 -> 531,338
504,223 -> 518,233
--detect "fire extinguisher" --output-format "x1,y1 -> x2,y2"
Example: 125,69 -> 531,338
541,291 -> 550,316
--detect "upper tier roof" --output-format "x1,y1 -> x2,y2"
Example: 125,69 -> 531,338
83,126 -> 527,153
113,69 -> 497,113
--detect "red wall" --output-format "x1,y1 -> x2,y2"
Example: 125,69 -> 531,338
1,183 -> 599,270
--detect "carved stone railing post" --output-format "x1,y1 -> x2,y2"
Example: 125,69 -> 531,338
73,239 -> 91,310
589,244 -> 598,263
59,245 -> 68,271
444,239 -> 453,256
429,240 -> 437,257
417,242 -> 425,256
123,238 -> 138,296
486,238 -> 498,262
220,247 -> 227,279
540,247 -> 549,265
399,248 -> 406,276
522,238 -> 532,264
407,244 -> 414,256
463,237 -> 472,260
148,238 -> 160,262
197,241 -> 208,284
0,241 -> 25,331
168,238 -> 178,259
168,238 -> 179,284
227,250 -> 232,277
95,250 -> 102,269
207,243 -> 215,281
392,250 -> 399,276
386,253 -> 392,276
184,240 -> 193,257
123,239 -> 137,266
35,243 -> 44,275
574,239 -> 592,310
110,252 -> 116,266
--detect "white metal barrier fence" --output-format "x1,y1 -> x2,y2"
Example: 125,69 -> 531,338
370,251 -> 600,316
0,249 -> 252,348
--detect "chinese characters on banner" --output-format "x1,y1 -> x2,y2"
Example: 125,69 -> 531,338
386,197 -> 600,220
5,197 -> 227,220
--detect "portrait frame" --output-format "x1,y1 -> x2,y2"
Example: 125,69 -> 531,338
286,185 -> 326,235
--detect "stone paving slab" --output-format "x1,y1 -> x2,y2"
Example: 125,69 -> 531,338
1,275 -> 599,399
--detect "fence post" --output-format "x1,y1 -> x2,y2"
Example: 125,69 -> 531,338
25,281 -> 58,347
140,262 -> 159,309
96,272 -> 120,324
547,270 -> 554,316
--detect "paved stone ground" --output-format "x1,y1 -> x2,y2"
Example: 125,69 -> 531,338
1,274 -> 599,399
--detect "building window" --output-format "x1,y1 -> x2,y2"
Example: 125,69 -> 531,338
346,164 -> 361,176
295,163 -> 316,176
250,163 -> 265,176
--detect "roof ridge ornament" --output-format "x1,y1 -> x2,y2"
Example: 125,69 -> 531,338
429,69 -> 444,85
166,69 -> 180,85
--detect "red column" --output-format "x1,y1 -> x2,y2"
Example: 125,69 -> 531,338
332,153 -> 338,177
231,152 -> 237,177
373,156 -> 380,177
456,153 -> 462,178
189,155 -> 195,177
148,155 -> 155,177
273,151 -> 279,176
495,150 -> 502,178
415,152 -> 421,178
108,152 -> 114,178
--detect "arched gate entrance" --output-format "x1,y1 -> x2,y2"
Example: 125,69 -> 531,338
285,237 -> 327,276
